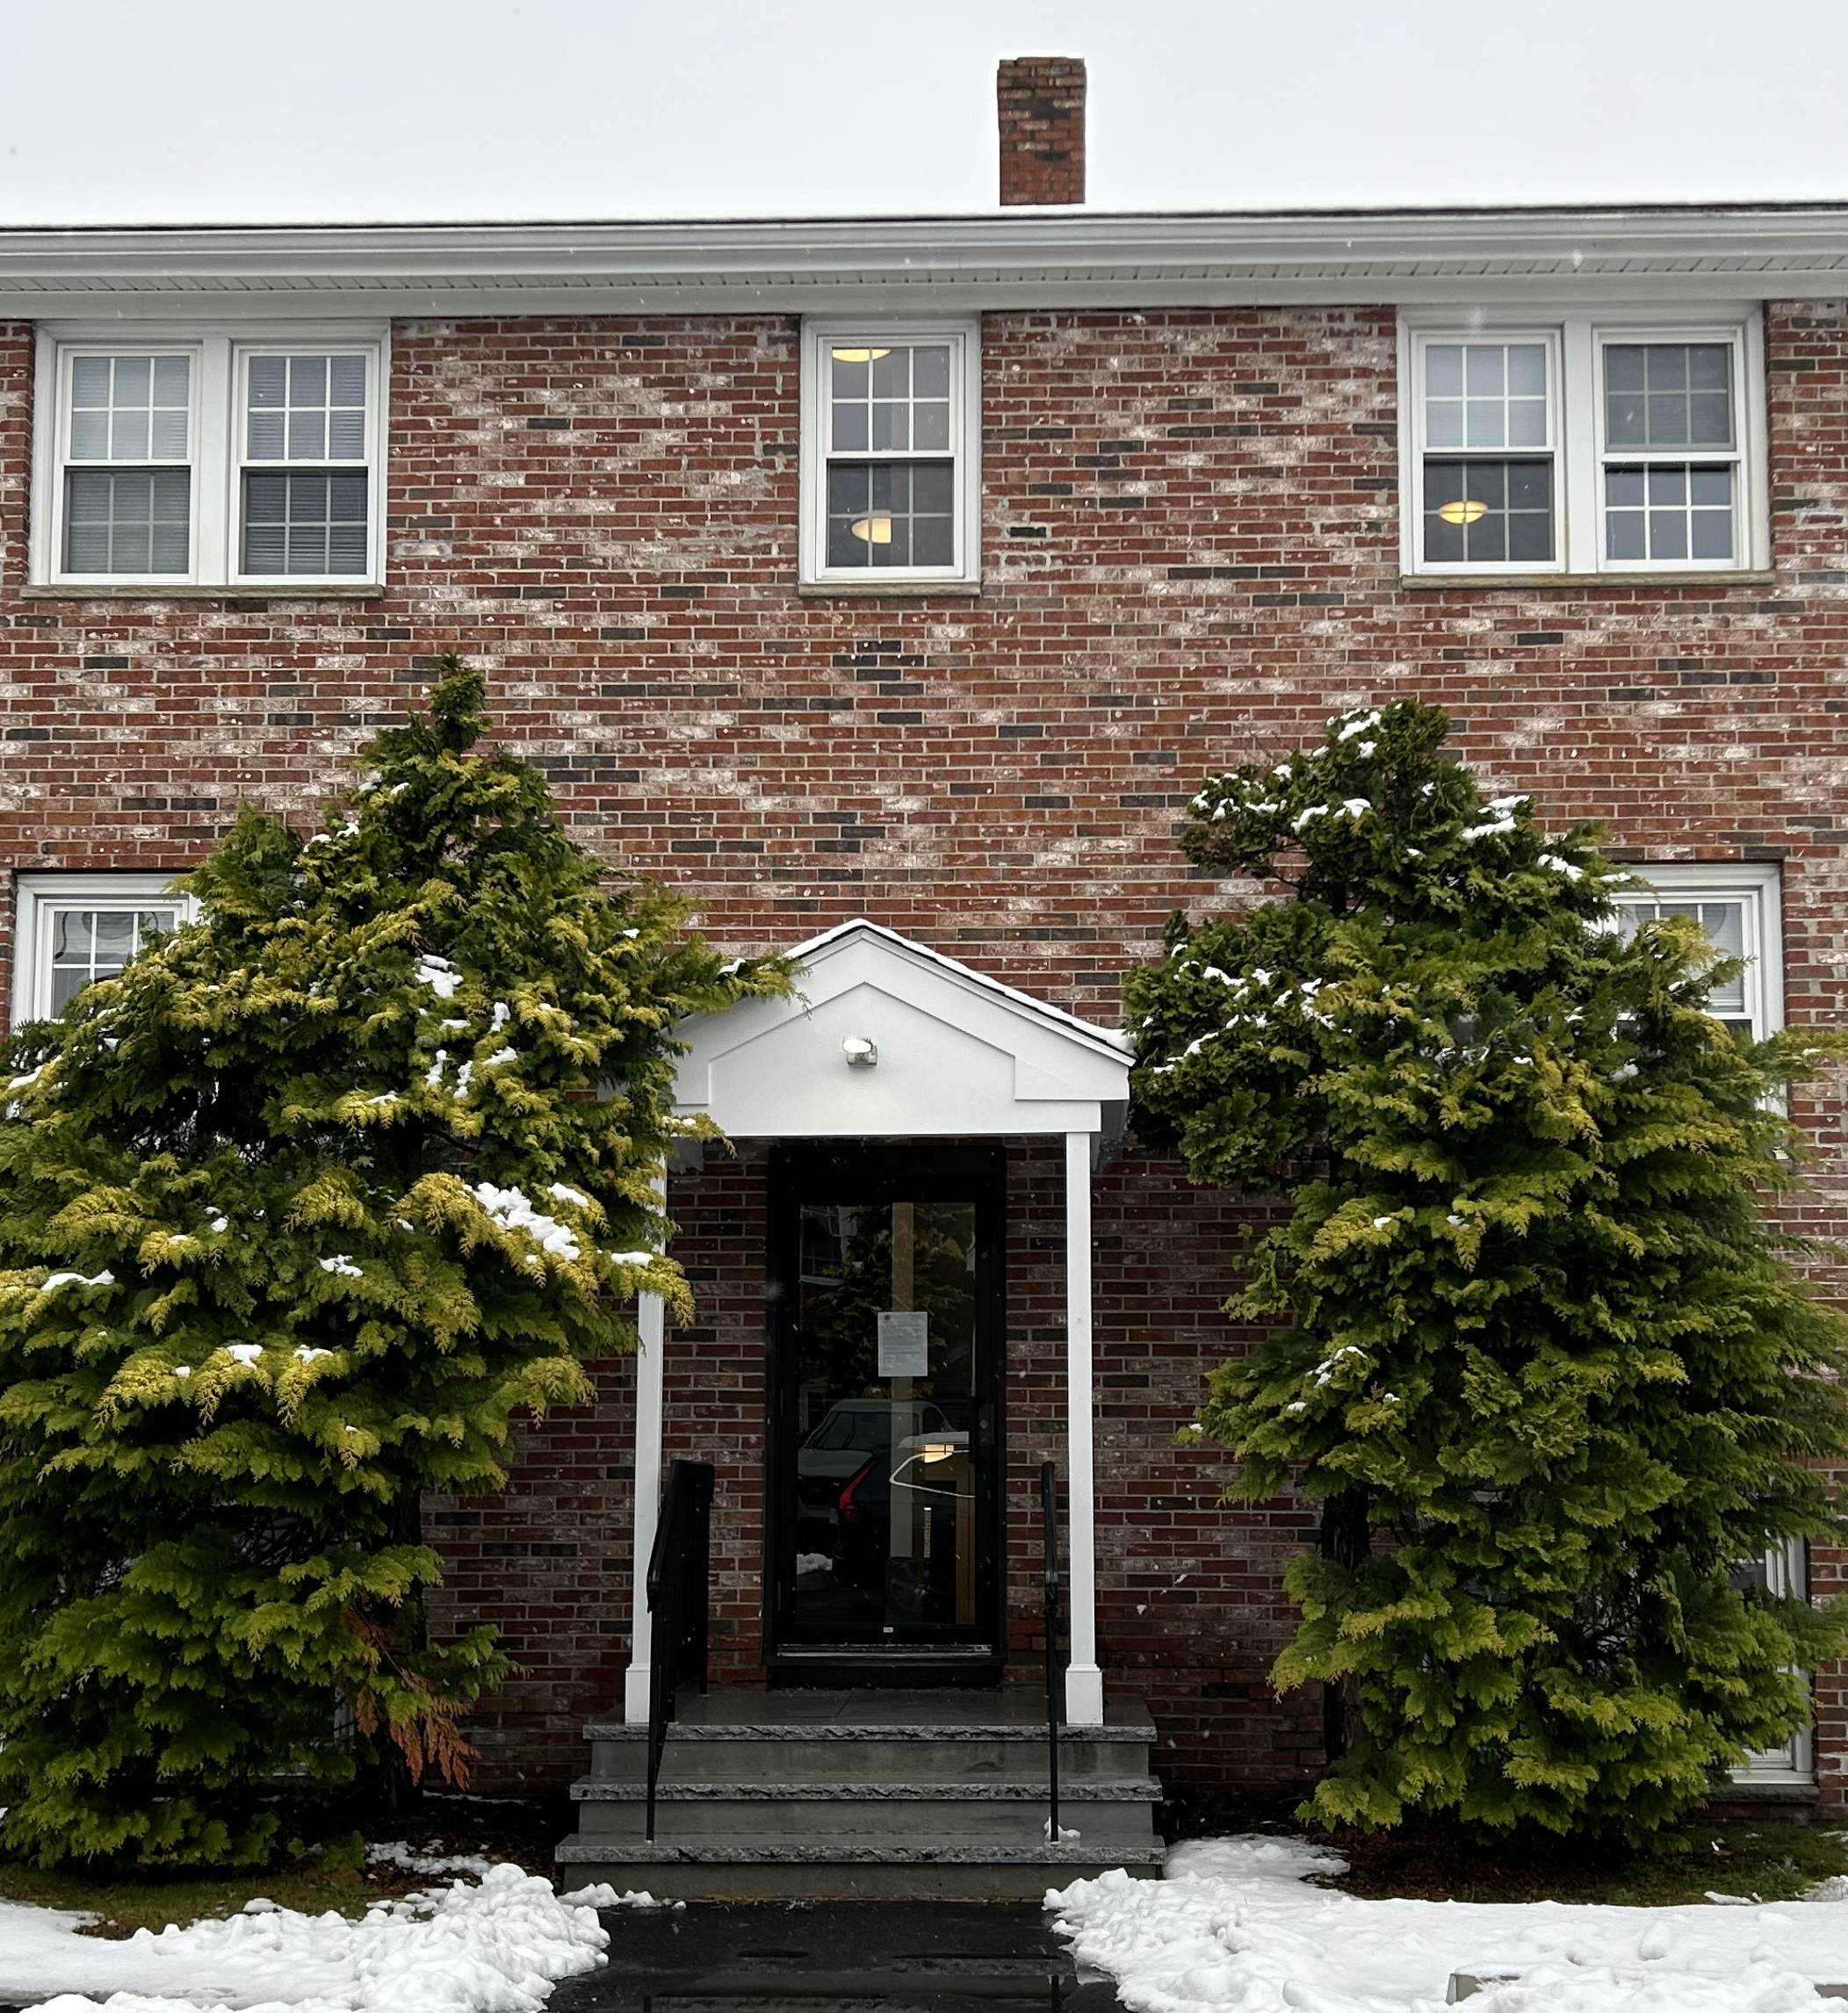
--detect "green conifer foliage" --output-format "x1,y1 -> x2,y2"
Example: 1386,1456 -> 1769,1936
1127,698 -> 1848,1843
0,661 -> 783,1866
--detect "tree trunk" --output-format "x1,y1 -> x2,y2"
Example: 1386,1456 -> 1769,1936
377,1487 -> 426,1817
1320,1488 -> 1370,1765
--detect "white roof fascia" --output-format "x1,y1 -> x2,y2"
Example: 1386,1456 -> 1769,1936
784,919 -> 1133,1061
673,919 -> 1130,1140
6,207 -> 1848,317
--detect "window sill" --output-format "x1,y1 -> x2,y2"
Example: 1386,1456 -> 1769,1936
19,582 -> 386,602
1401,570 -> 1776,592
797,579 -> 983,599
1712,1777 -> 1819,1801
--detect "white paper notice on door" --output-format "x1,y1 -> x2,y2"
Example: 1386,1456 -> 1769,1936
877,1310 -> 929,1379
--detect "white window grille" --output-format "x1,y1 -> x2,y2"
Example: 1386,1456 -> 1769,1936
1401,313 -> 1765,578
799,321 -> 980,588
11,875 -> 199,1026
32,327 -> 386,589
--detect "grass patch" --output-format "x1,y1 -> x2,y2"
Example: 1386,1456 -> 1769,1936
1164,1789 -> 1848,1907
1327,1818 -> 1848,1908
0,1795 -> 567,1938
0,1859 -> 387,1938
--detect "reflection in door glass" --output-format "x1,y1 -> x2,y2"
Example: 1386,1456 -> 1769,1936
792,1200 -> 978,1636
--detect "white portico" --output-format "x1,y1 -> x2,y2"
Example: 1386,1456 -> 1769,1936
622,920 -> 1132,1726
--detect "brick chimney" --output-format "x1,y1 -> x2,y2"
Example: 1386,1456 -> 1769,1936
996,56 -> 1086,206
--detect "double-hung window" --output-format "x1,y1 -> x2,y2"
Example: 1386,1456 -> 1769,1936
11,875 -> 199,1026
1402,313 -> 1765,577
32,328 -> 386,589
1608,862 -> 1781,1039
799,321 -> 980,588
1610,861 -> 1808,1785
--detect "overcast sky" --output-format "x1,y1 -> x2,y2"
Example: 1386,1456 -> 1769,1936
3,0 -> 1845,227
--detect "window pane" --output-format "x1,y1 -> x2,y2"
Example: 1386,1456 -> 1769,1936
1605,342 -> 1733,449
241,471 -> 369,575
829,343 -> 953,463
48,905 -> 176,1012
67,353 -> 190,464
1427,343 -> 1548,455
1422,458 -> 1553,566
245,353 -> 367,465
1426,345 -> 1463,398
826,459 -> 956,569
1604,463 -> 1732,563
64,469 -> 190,574
1615,897 -> 1752,1020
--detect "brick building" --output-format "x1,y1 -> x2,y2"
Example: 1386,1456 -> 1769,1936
2,60 -> 1845,1884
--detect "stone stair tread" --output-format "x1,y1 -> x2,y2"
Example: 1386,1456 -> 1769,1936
554,1836 -> 1168,1866
581,1688 -> 1156,1743
583,1719 -> 1154,1742
570,1776 -> 1161,1801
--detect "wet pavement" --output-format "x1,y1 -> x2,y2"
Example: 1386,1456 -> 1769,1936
548,1900 -> 1125,2013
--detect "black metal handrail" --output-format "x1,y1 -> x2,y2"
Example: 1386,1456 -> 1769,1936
1040,1459 -> 1063,1843
645,1457 -> 714,1843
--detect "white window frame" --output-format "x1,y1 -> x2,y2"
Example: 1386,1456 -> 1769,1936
1404,329 -> 1563,579
32,323 -> 388,590
1731,1536 -> 1816,1785
798,318 -> 981,588
1399,308 -> 1768,579
11,873 -> 199,1027
1612,862 -> 1809,1785
1608,859 -> 1783,1037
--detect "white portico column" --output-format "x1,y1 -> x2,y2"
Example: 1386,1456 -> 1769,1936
623,1176 -> 669,1724
1064,1129 -> 1105,1726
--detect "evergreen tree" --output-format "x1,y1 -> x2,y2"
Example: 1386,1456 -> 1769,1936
0,661 -> 783,1866
1127,698 -> 1848,1843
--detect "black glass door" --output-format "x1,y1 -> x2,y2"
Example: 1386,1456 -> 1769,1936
767,1144 -> 1004,1664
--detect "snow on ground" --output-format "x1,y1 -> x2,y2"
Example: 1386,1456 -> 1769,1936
1049,1836 -> 1848,2013
0,1862 -> 606,2013
364,1840 -> 494,1880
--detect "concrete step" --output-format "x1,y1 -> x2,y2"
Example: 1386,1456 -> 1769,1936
573,1778 -> 1160,1802
568,1775 -> 1160,1847
585,1728 -> 1150,1786
583,1693 -> 1155,1787
552,1834 -> 1166,1901
558,1690 -> 1167,1899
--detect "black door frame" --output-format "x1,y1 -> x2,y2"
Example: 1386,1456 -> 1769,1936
764,1140 -> 1007,1686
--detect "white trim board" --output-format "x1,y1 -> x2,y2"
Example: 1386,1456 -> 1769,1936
675,920 -> 1131,1140
10,208 -> 1848,317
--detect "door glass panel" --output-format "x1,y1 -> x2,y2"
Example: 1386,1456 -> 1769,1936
790,1198 -> 978,1637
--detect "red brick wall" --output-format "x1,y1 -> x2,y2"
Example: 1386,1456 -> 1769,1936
4,299 -> 1846,1807
425,1137 -> 1320,1804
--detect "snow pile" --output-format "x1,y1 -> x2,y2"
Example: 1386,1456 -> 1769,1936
558,1884 -> 682,1911
1048,1836 -> 1848,2013
38,1270 -> 114,1295
471,1183 -> 581,1263
415,955 -> 461,1001
4,1862 -> 606,2013
364,1840 -> 494,1880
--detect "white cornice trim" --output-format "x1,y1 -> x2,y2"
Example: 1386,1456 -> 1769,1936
785,920 -> 1134,1059
3,206 -> 1848,316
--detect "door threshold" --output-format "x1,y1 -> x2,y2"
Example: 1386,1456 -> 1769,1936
769,1652 -> 1004,1689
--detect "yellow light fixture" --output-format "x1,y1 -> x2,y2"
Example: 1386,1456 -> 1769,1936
832,347 -> 892,364
916,1441 -> 958,1463
850,516 -> 894,545
1437,498 -> 1489,526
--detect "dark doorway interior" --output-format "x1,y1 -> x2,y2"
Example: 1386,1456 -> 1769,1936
766,1143 -> 1005,1683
